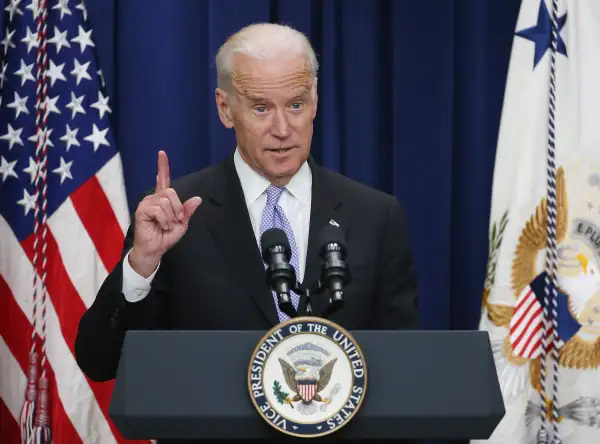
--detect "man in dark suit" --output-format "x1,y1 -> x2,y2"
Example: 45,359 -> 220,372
75,22 -> 419,441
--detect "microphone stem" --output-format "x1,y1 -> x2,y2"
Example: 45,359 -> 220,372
304,288 -> 312,316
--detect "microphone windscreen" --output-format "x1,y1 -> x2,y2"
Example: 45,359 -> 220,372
260,228 -> 290,257
319,225 -> 346,251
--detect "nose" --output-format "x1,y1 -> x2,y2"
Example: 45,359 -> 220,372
271,109 -> 291,139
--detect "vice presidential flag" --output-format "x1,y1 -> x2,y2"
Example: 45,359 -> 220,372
0,1 -> 149,443
474,0 -> 600,443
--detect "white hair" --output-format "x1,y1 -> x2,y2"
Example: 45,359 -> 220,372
215,22 -> 319,95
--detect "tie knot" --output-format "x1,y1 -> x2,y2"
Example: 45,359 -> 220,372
265,184 -> 285,206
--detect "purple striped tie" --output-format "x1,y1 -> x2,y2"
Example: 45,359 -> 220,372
259,185 -> 300,322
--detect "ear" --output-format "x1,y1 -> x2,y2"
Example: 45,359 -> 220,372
311,78 -> 318,119
215,88 -> 235,128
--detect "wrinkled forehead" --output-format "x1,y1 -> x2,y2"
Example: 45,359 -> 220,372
231,54 -> 314,100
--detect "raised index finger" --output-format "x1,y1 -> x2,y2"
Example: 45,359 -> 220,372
156,150 -> 170,191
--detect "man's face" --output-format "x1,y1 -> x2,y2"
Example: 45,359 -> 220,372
216,54 -> 318,185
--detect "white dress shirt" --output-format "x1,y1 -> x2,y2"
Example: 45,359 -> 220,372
121,148 -> 312,303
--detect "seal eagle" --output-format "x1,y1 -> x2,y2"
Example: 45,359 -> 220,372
278,357 -> 337,405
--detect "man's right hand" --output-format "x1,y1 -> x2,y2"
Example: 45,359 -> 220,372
129,150 -> 202,278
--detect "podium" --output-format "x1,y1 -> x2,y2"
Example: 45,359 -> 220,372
108,329 -> 505,441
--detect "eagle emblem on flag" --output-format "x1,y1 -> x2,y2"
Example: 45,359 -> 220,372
483,163 -> 600,430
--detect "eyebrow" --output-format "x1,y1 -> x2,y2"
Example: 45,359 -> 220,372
291,87 -> 310,99
245,88 -> 310,104
245,94 -> 268,102
244,95 -> 274,106
290,91 -> 310,101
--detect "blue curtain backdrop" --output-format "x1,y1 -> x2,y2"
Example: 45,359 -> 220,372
84,0 -> 522,334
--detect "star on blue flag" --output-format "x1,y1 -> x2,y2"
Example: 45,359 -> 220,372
515,0 -> 568,69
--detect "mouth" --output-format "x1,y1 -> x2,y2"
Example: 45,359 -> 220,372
266,147 -> 295,154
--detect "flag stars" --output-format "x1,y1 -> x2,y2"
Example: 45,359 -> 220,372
21,26 -> 39,53
0,62 -> 7,88
2,28 -> 16,54
84,124 -> 109,151
42,94 -> 61,119
0,0 -> 118,229
515,0 -> 568,69
28,128 -> 55,149
48,26 -> 71,54
71,58 -> 91,85
14,59 -> 35,86
46,60 -> 67,87
0,156 -> 18,183
66,92 -> 86,119
4,0 -> 23,23
25,0 -> 41,19
91,91 -> 111,119
17,188 -> 38,216
52,0 -> 72,21
0,123 -> 23,150
52,157 -> 73,184
23,157 -> 39,184
7,91 -> 29,118
97,69 -> 105,88
71,25 -> 95,53
60,124 -> 80,151
76,1 -> 88,22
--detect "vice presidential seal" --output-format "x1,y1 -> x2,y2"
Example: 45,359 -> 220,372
248,316 -> 367,438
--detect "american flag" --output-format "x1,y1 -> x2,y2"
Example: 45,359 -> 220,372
509,271 -> 580,360
509,272 -> 547,359
0,1 -> 148,443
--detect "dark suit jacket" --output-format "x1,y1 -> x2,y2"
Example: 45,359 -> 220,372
75,153 -> 420,443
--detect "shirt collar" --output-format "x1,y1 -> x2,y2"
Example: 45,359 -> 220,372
233,147 -> 311,206
284,157 -> 311,205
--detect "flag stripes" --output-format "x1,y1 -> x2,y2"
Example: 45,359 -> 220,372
510,289 -> 544,358
0,331 -> 27,431
0,395 -> 21,443
0,273 -> 85,444
94,155 -> 131,237
49,198 -> 111,310
70,176 -> 125,272
0,157 -> 147,444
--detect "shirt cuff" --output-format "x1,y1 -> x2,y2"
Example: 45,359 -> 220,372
121,249 -> 160,303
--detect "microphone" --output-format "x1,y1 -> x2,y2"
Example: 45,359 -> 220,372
319,225 -> 351,313
260,228 -> 297,319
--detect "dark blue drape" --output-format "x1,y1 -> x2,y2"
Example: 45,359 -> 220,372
86,0 -> 521,335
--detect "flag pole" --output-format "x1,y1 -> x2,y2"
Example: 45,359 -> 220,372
538,0 -> 562,443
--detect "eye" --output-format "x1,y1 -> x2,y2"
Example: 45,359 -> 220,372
291,102 -> 302,110
254,106 -> 266,113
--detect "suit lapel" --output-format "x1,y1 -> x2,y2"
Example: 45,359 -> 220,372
202,154 -> 345,324
298,159 -> 344,318
203,155 -> 280,326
